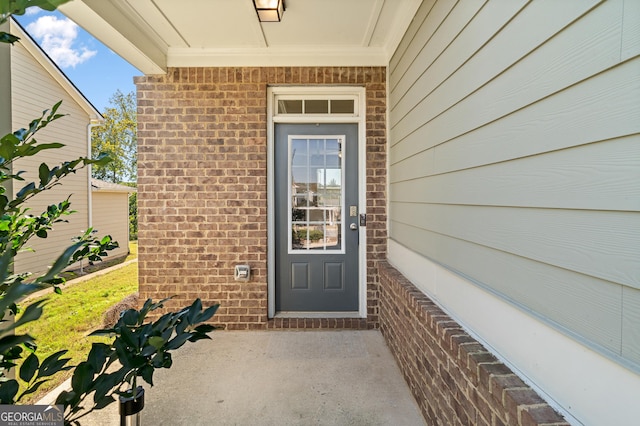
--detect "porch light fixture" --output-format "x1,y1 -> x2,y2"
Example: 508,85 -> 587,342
253,0 -> 285,22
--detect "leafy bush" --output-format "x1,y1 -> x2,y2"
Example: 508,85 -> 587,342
0,7 -> 219,424
297,229 -> 324,242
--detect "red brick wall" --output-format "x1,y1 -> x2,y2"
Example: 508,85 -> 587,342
378,261 -> 568,426
134,67 -> 386,329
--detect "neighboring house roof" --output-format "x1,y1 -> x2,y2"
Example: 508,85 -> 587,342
91,178 -> 136,193
10,17 -> 102,122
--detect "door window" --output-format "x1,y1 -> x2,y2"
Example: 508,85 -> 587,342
289,135 -> 344,253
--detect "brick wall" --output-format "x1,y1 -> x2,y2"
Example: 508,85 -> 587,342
134,67 -> 386,329
378,261 -> 569,426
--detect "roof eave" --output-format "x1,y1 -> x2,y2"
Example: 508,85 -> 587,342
59,0 -> 164,75
10,18 -> 103,120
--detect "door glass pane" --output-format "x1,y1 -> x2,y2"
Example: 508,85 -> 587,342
290,136 -> 343,252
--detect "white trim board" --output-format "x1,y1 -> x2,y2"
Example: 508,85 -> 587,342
387,240 -> 640,426
276,312 -> 361,319
267,86 -> 368,319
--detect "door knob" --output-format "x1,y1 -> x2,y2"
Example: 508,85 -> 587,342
350,223 -> 357,230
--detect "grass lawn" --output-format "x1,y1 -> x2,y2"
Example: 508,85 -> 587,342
15,242 -> 138,404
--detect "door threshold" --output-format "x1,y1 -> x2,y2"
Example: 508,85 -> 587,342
275,311 -> 362,319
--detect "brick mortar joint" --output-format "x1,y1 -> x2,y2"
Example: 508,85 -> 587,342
517,403 -> 565,425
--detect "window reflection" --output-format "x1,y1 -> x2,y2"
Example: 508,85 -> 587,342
290,136 -> 343,252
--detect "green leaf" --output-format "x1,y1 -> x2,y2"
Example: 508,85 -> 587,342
0,32 -> 20,44
36,240 -> 84,283
54,389 -> 77,406
187,298 -> 202,324
90,152 -> 112,167
71,362 -> 95,395
140,344 -> 157,357
0,380 -> 19,404
0,279 -> 41,316
93,394 -> 115,410
165,332 -> 194,351
119,326 -> 139,352
15,181 -> 36,199
187,333 -> 212,343
113,339 -> 133,369
38,162 -> 50,186
19,352 -> 39,383
92,373 -> 117,404
88,328 -> 115,338
148,336 -> 165,350
2,0 -> 72,16
23,340 -> 37,352
153,312 -> 173,333
38,350 -> 71,378
193,324 -> 216,334
17,379 -> 47,400
138,298 -> 154,319
1,345 -> 23,363
139,364 -> 154,386
196,303 -> 220,323
151,351 -> 172,369
0,334 -> 33,355
120,309 -> 139,327
86,343 -> 110,372
23,142 -> 65,157
0,246 -> 14,285
9,300 -> 44,332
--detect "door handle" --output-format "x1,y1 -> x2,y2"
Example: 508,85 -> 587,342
350,223 -> 357,230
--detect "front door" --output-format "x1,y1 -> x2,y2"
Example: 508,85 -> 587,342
275,123 -> 359,312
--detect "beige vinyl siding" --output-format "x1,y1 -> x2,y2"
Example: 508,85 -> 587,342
10,37 -> 90,276
1,24 -> 13,200
91,192 -> 129,259
389,0 -> 640,370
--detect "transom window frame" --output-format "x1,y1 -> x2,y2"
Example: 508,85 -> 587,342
275,95 -> 360,117
274,93 -> 359,118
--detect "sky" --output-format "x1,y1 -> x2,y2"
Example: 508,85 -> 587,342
15,8 -> 141,113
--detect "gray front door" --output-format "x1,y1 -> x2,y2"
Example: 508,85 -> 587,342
275,123 -> 359,312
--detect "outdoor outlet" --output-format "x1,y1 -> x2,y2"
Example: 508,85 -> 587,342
234,265 -> 250,281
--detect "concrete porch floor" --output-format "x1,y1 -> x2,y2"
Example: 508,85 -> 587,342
74,330 -> 426,425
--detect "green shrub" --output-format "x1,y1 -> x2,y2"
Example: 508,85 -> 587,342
297,229 -> 324,242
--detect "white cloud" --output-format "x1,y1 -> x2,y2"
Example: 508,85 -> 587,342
24,8 -> 41,16
26,15 -> 96,68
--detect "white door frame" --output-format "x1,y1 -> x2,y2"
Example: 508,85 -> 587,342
267,86 -> 367,318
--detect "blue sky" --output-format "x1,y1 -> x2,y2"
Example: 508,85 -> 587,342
15,8 -> 141,113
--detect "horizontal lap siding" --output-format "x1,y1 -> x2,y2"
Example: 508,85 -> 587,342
10,38 -> 90,276
92,192 -> 130,259
389,0 -> 640,369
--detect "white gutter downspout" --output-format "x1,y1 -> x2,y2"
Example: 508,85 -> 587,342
87,120 -> 102,230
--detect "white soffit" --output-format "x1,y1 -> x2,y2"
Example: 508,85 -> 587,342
59,0 -> 422,73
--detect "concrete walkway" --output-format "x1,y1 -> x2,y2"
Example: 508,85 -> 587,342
70,330 -> 426,426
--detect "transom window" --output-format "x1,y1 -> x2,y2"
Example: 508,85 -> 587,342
276,98 -> 356,116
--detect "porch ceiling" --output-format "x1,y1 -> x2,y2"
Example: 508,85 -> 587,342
59,0 -> 422,75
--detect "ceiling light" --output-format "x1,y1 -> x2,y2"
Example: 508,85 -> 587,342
253,0 -> 285,22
